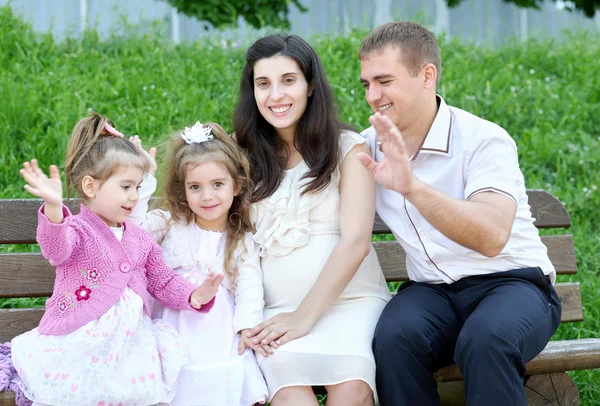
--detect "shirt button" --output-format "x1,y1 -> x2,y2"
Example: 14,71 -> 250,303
120,263 -> 131,273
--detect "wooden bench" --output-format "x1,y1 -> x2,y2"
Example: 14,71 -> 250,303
1,190 -> 600,405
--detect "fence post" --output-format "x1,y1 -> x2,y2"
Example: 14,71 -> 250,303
434,0 -> 451,38
171,7 -> 180,44
373,0 -> 391,28
79,0 -> 88,34
519,8 -> 528,42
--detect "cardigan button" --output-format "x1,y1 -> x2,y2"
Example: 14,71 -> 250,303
120,263 -> 131,273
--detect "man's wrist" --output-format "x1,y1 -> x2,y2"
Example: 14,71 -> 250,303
402,178 -> 425,201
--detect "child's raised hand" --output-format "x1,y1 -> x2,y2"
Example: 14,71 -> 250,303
129,135 -> 157,176
20,160 -> 62,206
238,329 -> 274,357
190,272 -> 224,309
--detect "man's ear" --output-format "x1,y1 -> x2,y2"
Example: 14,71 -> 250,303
422,63 -> 437,89
81,175 -> 97,199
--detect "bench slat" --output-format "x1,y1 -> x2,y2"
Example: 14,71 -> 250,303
0,189 -> 570,243
374,236 -> 576,282
0,308 -> 43,343
0,236 -> 577,298
0,283 -> 581,343
434,338 -> 600,382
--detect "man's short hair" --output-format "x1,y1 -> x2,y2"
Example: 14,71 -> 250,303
359,21 -> 442,85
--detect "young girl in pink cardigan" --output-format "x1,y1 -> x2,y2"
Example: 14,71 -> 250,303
6,114 -> 223,406
128,122 -> 268,405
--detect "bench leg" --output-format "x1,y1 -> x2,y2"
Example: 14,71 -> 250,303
525,373 -> 579,406
437,373 -> 579,406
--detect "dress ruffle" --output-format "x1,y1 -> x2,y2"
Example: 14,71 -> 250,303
252,161 -> 331,257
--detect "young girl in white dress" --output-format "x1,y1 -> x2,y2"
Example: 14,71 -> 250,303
3,114 -> 222,406
129,122 -> 268,406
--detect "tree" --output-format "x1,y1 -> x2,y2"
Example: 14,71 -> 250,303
162,0 -> 307,30
446,0 -> 599,18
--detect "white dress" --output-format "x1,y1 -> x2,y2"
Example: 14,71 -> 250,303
251,131 -> 392,402
10,226 -> 189,406
130,177 -> 268,406
151,226 -> 267,406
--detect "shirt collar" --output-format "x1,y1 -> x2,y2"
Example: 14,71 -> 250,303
412,95 -> 452,161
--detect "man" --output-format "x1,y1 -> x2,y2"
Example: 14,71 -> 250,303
357,21 -> 561,405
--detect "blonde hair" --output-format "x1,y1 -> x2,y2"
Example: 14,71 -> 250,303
64,113 -> 149,199
160,123 -> 254,287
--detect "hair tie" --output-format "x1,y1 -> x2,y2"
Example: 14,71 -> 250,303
104,123 -> 124,138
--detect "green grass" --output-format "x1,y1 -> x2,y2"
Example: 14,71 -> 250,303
1,4 -> 599,403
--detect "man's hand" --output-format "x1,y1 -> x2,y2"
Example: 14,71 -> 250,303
357,112 -> 417,197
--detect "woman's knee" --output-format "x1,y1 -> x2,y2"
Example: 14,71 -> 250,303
326,380 -> 373,405
271,385 -> 318,406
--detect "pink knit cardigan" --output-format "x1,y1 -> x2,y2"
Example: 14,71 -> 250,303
35,204 -> 211,336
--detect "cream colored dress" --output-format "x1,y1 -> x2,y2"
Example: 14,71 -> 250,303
252,131 -> 392,402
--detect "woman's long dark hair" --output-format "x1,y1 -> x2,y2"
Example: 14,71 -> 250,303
233,34 -> 342,203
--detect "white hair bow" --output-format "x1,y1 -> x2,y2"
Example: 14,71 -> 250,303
181,121 -> 213,144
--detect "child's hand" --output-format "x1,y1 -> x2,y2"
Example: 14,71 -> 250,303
238,329 -> 274,357
20,160 -> 62,206
190,272 -> 224,309
129,135 -> 157,176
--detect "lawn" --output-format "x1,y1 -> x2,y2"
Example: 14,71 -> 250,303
1,4 -> 599,403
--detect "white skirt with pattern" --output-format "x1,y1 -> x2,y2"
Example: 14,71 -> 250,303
11,287 -> 188,406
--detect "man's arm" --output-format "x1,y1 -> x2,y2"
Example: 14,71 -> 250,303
405,181 -> 516,257
359,112 -> 517,257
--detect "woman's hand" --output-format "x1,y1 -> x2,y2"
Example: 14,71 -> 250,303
129,135 -> 157,176
246,311 -> 316,348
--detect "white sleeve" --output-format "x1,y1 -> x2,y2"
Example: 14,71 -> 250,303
129,174 -> 171,243
232,235 -> 264,333
463,133 -> 521,205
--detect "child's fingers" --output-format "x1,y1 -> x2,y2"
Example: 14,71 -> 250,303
212,274 -> 224,286
261,343 -> 274,355
20,168 -> 39,186
23,184 -> 41,197
189,296 -> 201,309
149,147 -> 156,160
31,159 -> 45,177
48,165 -> 60,181
238,338 -> 246,355
22,162 -> 34,178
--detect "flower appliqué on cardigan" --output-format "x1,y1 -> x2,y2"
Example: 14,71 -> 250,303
56,268 -> 102,313
86,267 -> 101,282
74,285 -> 92,301
57,300 -> 69,313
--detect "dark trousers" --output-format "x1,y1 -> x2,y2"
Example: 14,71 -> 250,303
373,267 -> 561,406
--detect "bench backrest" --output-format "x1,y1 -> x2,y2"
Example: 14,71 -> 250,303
0,190 -> 580,343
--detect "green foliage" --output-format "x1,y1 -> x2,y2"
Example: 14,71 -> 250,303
446,0 -> 600,18
1,5 -> 600,402
162,0 -> 307,30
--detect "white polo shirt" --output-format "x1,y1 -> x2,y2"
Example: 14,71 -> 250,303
361,96 -> 556,284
